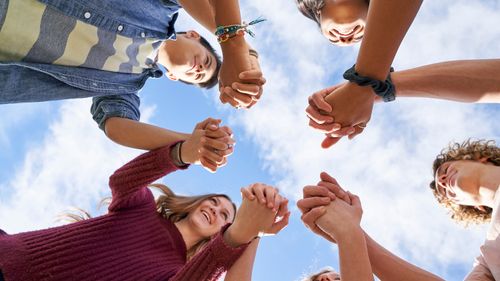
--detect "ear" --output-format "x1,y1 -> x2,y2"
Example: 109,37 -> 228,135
166,71 -> 178,81
479,157 -> 490,164
185,30 -> 201,40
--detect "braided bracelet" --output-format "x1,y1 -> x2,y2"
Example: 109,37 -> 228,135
343,65 -> 396,102
215,18 -> 266,43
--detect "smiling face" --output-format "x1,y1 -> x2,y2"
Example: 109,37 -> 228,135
319,0 -> 368,46
434,160 -> 484,206
188,196 -> 236,238
159,31 -> 218,85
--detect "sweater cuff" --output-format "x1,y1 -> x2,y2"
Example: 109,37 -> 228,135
157,141 -> 190,171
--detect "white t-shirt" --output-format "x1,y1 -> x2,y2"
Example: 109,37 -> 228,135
465,189 -> 500,281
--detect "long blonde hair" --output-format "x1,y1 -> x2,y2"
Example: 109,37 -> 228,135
59,184 -> 236,260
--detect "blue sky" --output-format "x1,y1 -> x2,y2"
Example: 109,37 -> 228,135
1,0 -> 500,280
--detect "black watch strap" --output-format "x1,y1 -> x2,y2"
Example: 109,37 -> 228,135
343,65 -> 396,102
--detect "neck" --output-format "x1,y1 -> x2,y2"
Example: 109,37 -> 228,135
157,40 -> 179,69
174,220 -> 201,251
479,165 -> 500,208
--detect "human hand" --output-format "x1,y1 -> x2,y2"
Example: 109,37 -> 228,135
236,53 -> 266,108
240,184 -> 290,235
181,118 -> 235,173
306,84 -> 358,148
219,38 -> 254,108
226,183 -> 288,246
316,82 -> 375,147
297,172 -> 351,243
316,191 -> 363,241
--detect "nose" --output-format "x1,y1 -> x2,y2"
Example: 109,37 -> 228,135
437,173 -> 448,188
319,276 -> 331,281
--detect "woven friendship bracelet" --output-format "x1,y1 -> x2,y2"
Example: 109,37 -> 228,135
343,65 -> 396,102
215,18 -> 266,43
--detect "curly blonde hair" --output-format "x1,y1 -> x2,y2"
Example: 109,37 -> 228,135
60,184 -> 236,261
430,139 -> 500,225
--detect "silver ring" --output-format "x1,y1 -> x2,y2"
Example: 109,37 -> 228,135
356,124 -> 367,129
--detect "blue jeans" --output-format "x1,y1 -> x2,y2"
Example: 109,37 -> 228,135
0,269 -> 4,281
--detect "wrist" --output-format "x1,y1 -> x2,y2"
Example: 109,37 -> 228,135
224,223 -> 254,247
170,141 -> 187,167
344,65 -> 396,102
334,224 -> 364,243
221,36 -> 248,53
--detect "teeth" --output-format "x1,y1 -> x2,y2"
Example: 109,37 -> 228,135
202,211 -> 210,223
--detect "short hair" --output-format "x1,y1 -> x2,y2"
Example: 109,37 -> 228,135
301,267 -> 337,281
295,0 -> 325,26
176,31 -> 222,89
295,0 -> 370,26
430,139 -> 500,225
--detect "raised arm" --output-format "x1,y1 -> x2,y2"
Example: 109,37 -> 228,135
177,0 -> 265,109
315,193 -> 374,281
105,117 -> 189,150
391,59 -> 500,103
307,59 -> 500,148
309,0 -> 423,142
298,172 -> 445,281
355,0 -> 423,80
364,233 -> 445,281
171,184 -> 289,281
223,184 -> 290,281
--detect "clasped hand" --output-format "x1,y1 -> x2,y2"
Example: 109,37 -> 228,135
297,172 -> 363,242
305,82 -> 375,148
182,118 -> 235,173
219,40 -> 266,109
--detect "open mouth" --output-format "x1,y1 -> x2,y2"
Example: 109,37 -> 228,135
201,210 -> 211,224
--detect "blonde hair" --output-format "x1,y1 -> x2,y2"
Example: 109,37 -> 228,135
301,267 -> 337,281
430,139 -> 500,225
60,184 -> 236,260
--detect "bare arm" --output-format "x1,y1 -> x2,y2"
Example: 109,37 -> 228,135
104,117 -> 189,150
177,0 -> 217,33
391,59 -> 500,103
336,226 -> 374,281
364,233 -> 445,281
224,238 -> 259,281
355,0 -> 423,79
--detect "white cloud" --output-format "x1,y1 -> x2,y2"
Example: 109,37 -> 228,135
222,0 -> 500,277
0,100 -> 155,233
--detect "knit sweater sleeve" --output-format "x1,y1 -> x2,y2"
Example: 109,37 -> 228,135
170,224 -> 249,281
108,142 -> 188,212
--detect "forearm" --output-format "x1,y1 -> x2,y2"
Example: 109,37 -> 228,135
364,233 -> 444,281
104,117 -> 189,151
336,227 -> 374,281
177,0 -> 216,32
356,0 -> 423,80
392,59 -> 500,103
224,238 -> 259,281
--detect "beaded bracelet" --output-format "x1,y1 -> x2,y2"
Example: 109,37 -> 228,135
215,18 -> 266,43
343,65 -> 396,102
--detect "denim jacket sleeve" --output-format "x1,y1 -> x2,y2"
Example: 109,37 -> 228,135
91,94 -> 141,131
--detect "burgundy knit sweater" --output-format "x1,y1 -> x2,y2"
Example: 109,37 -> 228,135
0,144 -> 247,281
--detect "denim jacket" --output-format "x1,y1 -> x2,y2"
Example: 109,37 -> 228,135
0,0 -> 181,130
